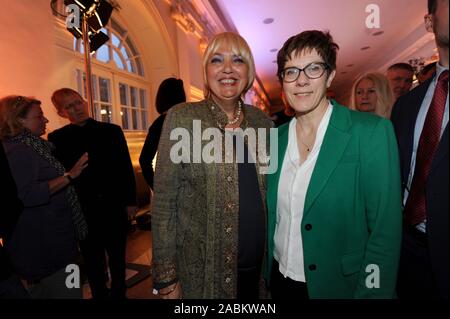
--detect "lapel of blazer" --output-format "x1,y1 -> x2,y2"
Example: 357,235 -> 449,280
399,79 -> 433,183
303,102 -> 352,217
267,121 -> 289,216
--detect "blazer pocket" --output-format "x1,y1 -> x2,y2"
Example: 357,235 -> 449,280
341,251 -> 364,276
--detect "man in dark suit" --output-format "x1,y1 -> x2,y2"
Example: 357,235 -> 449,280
391,0 -> 449,299
0,142 -> 28,298
48,88 -> 137,299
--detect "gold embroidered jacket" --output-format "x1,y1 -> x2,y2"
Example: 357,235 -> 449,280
152,98 -> 273,298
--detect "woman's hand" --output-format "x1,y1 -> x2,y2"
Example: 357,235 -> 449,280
68,152 -> 88,179
159,282 -> 182,299
49,153 -> 88,194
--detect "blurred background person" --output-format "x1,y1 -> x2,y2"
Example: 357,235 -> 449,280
0,95 -> 88,299
49,88 -> 137,299
391,0 -> 449,299
139,77 -> 186,191
349,72 -> 395,118
387,62 -> 415,100
152,32 -> 273,299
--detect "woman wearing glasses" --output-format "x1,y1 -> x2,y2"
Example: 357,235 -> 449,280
266,31 -> 402,299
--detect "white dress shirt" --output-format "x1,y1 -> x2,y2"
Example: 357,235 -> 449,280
273,103 -> 333,282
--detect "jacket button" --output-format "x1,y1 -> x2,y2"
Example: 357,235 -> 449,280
227,176 -> 232,182
308,264 -> 317,271
305,224 -> 312,231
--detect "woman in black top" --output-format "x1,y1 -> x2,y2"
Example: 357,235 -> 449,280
139,78 -> 186,190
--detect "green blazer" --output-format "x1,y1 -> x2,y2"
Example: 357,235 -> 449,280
266,102 -> 402,298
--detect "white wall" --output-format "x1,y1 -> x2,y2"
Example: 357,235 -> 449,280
0,0 -> 61,132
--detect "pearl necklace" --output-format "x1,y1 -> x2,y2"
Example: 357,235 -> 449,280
226,100 -> 242,126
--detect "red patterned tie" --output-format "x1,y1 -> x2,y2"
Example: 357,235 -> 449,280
404,70 -> 449,226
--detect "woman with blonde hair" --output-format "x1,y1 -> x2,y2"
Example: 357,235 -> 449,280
0,95 -> 88,298
349,72 -> 395,118
152,32 -> 273,299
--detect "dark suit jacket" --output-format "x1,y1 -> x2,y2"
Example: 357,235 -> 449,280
0,142 -> 22,280
391,76 -> 449,298
139,114 -> 166,190
48,119 -> 137,222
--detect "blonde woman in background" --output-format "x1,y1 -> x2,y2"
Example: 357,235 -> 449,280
350,72 -> 395,118
0,95 -> 88,299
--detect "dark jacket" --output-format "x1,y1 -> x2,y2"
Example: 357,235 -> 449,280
139,114 -> 166,189
48,119 -> 137,221
2,140 -> 77,281
391,76 -> 449,298
0,143 -> 23,281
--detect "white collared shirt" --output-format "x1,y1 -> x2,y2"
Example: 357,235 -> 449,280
273,102 -> 333,282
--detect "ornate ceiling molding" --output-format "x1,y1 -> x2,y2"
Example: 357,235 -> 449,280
168,0 -> 221,46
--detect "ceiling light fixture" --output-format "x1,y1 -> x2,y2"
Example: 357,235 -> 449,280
263,18 -> 274,24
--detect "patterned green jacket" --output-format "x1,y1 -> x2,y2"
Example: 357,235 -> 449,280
152,98 -> 273,298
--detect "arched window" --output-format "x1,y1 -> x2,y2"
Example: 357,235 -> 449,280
73,17 -> 149,131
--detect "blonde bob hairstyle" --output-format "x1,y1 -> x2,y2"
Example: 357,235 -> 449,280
202,32 -> 256,98
349,72 -> 394,118
0,95 -> 41,139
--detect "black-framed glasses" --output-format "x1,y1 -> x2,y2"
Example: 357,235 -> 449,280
280,62 -> 329,83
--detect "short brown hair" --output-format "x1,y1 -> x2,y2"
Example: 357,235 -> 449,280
387,63 -> 414,73
51,88 -> 83,112
277,30 -> 339,83
203,32 -> 256,98
0,95 -> 41,139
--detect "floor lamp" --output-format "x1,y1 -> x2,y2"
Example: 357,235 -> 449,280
81,16 -> 95,117
52,0 -> 113,117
